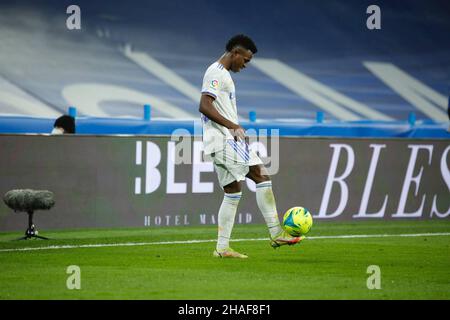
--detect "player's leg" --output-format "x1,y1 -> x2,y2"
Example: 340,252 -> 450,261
223,179 -> 241,194
246,165 -> 282,237
217,179 -> 241,251
247,164 -> 303,248
211,146 -> 249,258
213,180 -> 248,258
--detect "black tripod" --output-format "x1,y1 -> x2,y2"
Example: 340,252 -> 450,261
17,211 -> 49,240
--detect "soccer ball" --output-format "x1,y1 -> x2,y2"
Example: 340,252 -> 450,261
282,207 -> 313,237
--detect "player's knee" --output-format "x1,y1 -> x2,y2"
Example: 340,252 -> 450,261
223,181 -> 242,193
256,175 -> 271,184
248,173 -> 270,184
248,166 -> 270,184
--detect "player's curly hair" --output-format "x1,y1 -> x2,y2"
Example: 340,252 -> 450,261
226,34 -> 258,54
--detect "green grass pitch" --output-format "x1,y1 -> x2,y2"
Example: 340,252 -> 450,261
0,220 -> 449,300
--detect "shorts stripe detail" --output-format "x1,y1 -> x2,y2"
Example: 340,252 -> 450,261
227,140 -> 249,162
229,141 -> 248,161
230,140 -> 250,161
235,140 -> 250,157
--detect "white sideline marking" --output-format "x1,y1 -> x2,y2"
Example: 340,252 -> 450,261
0,232 -> 449,253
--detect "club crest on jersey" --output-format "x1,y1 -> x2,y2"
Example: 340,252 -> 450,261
210,80 -> 219,89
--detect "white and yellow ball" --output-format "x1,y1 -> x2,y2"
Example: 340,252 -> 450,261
282,206 -> 313,237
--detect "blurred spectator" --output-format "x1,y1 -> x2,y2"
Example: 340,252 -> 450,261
51,115 -> 76,134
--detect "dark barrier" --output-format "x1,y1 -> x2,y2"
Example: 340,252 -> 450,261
0,134 -> 448,231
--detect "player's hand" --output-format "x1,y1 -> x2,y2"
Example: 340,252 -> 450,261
229,125 -> 246,142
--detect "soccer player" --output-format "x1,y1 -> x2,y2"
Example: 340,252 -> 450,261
199,34 -> 303,259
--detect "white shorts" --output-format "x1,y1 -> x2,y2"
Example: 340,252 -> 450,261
208,139 -> 263,188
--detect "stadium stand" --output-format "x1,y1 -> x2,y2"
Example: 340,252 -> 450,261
0,0 -> 449,136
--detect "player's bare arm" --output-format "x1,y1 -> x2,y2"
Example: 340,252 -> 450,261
199,94 -> 246,141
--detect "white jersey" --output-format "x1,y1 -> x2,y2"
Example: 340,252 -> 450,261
200,62 -> 238,155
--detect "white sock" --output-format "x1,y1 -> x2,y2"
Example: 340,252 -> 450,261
216,192 -> 242,251
256,181 -> 282,237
